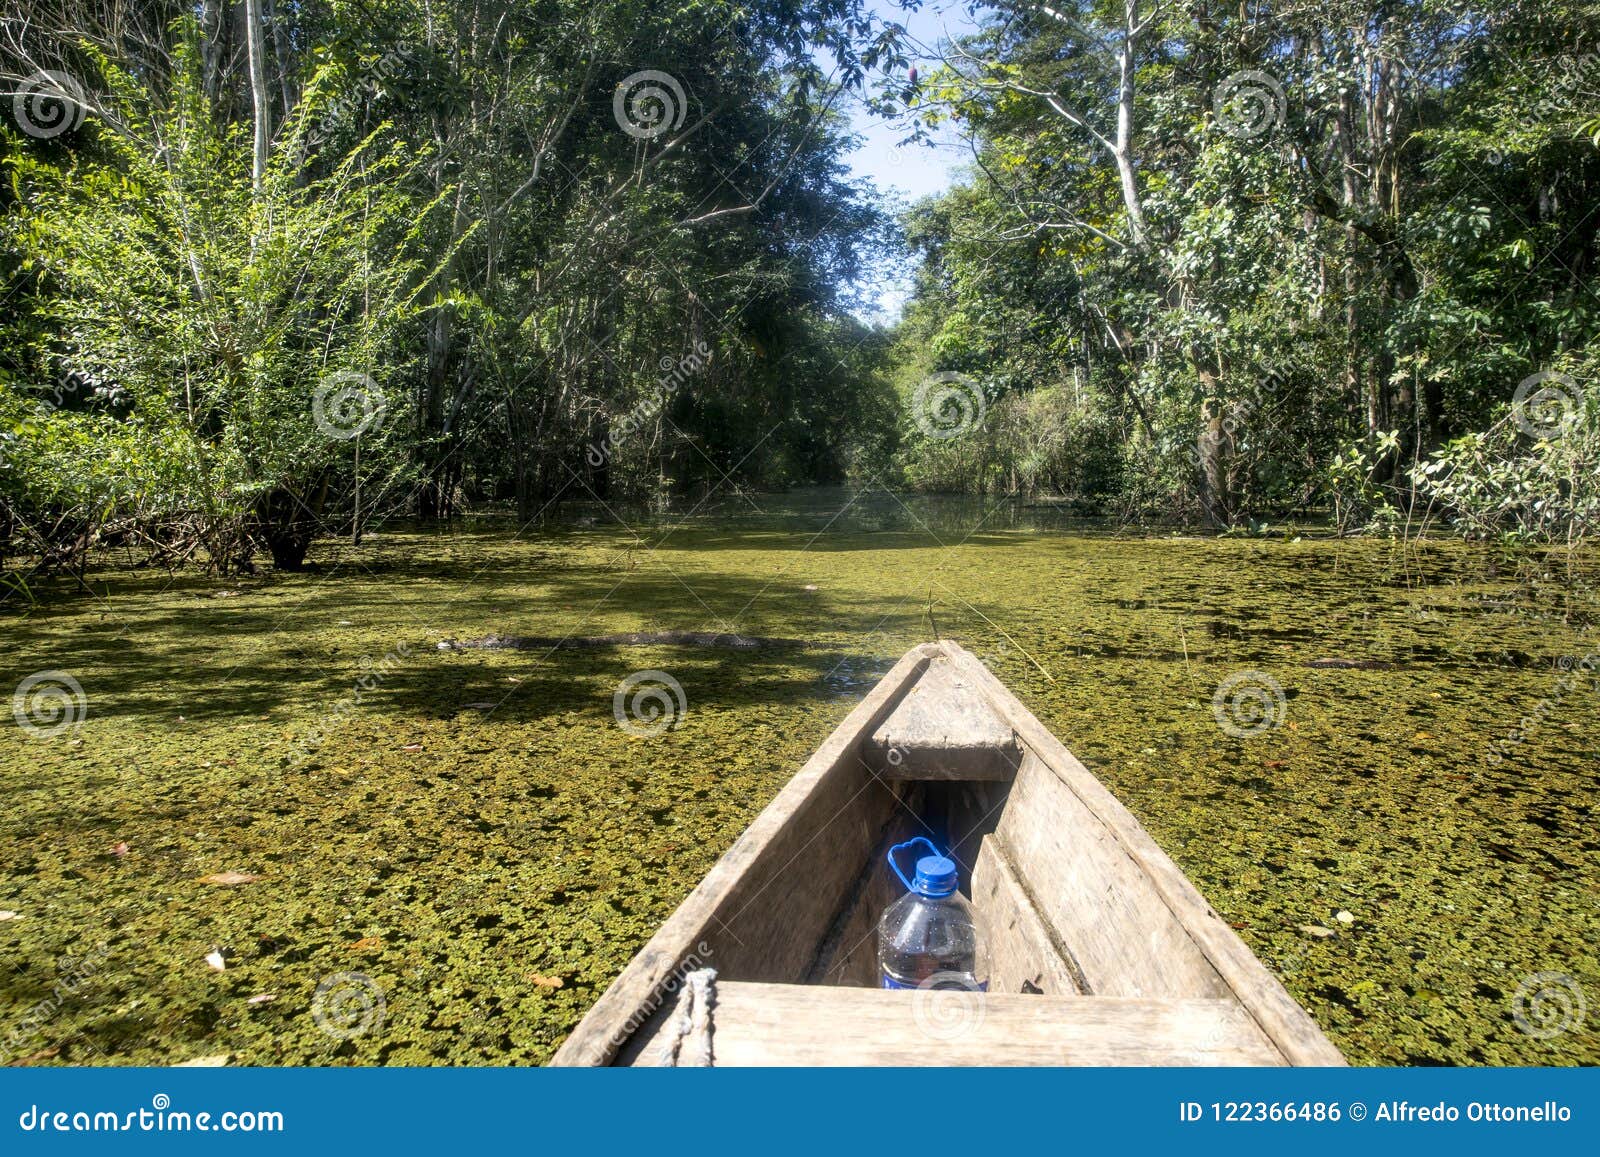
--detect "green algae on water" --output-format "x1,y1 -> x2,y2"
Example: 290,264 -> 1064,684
1,491 -> 1596,1066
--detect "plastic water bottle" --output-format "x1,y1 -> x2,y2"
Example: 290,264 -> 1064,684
878,837 -> 989,992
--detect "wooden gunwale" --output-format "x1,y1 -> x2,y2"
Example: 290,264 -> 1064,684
939,644 -> 1344,1066
550,640 -> 1344,1067
550,643 -> 940,1066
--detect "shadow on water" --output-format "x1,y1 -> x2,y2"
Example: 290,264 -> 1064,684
2,487 -> 1598,1068
471,485 -> 1143,540
2,563 -> 916,725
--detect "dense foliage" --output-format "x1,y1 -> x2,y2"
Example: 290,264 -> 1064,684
1,0 -> 900,582
3,0 -> 1598,595
890,0 -> 1600,536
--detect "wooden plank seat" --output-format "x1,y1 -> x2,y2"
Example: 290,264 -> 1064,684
621,982 -> 1284,1067
860,654 -> 1020,780
550,641 -> 1345,1068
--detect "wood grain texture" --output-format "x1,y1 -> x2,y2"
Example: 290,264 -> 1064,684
630,982 -> 1284,1067
803,782 -> 927,987
942,643 -> 1347,1066
552,640 -> 1344,1068
862,655 -> 1020,780
550,643 -> 941,1066
969,834 -> 1087,995
991,750 -> 1233,999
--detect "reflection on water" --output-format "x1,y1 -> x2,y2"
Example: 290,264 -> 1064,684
507,484 -> 1123,538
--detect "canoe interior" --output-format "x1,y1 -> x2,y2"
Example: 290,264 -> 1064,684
552,642 -> 1344,1067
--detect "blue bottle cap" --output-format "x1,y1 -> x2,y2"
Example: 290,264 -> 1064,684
888,837 -> 960,898
913,854 -> 958,898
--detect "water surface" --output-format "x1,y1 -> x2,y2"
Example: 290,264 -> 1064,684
2,489 -> 1596,1065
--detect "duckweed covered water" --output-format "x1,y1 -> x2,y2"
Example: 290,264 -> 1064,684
2,490 -> 1596,1066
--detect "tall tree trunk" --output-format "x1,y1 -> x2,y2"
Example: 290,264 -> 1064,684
244,0 -> 271,197
201,0 -> 225,109
1113,0 -> 1150,250
419,146 -> 470,521
1195,366 -> 1235,529
265,0 -> 298,119
351,437 -> 363,546
1333,83 -> 1378,440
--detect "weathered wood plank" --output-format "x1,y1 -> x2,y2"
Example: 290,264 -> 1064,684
630,982 -> 1284,1067
550,644 -> 942,1066
862,655 -> 1020,780
969,833 -> 1087,995
942,644 -> 1347,1066
702,767 -> 898,983
991,749 -> 1233,999
553,639 -> 1344,1068
804,782 -> 931,987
